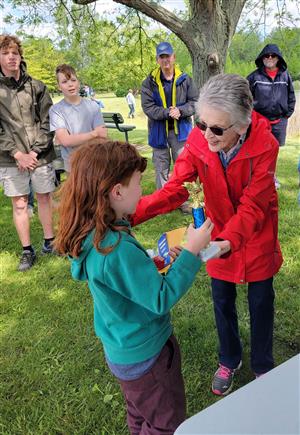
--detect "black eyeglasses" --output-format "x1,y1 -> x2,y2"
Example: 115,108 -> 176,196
263,53 -> 277,59
196,121 -> 234,136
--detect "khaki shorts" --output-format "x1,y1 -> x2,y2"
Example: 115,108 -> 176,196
0,164 -> 56,197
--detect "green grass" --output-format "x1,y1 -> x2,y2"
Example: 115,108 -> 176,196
1,137 -> 299,434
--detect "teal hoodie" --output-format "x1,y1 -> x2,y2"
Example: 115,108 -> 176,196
71,220 -> 202,364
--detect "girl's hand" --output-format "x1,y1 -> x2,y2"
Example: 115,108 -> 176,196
185,219 -> 214,256
168,245 -> 183,261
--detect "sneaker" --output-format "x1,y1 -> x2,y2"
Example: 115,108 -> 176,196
18,250 -> 36,272
212,361 -> 242,396
254,372 -> 264,379
41,241 -> 55,255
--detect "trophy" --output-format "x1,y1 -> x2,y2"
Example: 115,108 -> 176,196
183,179 -> 220,261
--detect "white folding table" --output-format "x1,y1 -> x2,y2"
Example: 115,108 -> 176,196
175,353 -> 300,435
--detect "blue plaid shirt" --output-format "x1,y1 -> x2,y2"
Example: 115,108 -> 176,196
218,133 -> 247,169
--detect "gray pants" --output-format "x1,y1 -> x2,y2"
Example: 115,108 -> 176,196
152,130 -> 185,189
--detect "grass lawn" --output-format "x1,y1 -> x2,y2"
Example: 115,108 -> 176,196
1,128 -> 299,433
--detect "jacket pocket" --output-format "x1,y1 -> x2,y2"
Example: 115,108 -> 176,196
149,121 -> 167,148
177,118 -> 192,142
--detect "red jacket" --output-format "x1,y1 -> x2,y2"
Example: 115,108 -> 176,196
133,111 -> 283,284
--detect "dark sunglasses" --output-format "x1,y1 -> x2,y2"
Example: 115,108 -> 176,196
263,53 -> 277,59
196,121 -> 234,136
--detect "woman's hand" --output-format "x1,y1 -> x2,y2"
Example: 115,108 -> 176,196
213,240 -> 231,257
185,219 -> 214,256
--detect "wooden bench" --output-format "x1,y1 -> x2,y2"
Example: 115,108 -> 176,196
102,112 -> 136,142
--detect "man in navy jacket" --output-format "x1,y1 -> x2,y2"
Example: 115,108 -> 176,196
141,42 -> 198,208
247,44 -> 296,147
247,44 -> 296,189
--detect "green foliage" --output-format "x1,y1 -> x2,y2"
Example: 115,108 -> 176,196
265,28 -> 300,80
115,87 -> 128,97
293,80 -> 300,90
226,27 -> 300,80
22,36 -> 66,92
52,10 -> 168,92
168,35 -> 193,76
5,1 -> 299,89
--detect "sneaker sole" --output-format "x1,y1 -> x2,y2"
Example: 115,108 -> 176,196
211,360 -> 242,396
18,257 -> 36,272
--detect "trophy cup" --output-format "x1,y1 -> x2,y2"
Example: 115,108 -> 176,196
183,179 -> 220,261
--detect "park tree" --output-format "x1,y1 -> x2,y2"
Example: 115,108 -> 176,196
74,0 -> 248,87
53,8 -> 167,92
22,36 -> 66,93
71,0 -> 299,87
3,0 -> 299,88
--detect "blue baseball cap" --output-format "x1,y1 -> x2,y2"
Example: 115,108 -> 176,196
156,42 -> 174,57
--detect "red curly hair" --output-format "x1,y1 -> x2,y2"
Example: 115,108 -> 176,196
55,140 -> 147,258
0,34 -> 23,56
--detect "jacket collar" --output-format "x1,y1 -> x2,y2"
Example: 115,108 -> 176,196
151,65 -> 184,84
151,65 -> 183,135
0,62 -> 30,89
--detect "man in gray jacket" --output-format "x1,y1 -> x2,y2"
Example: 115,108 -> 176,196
0,35 -> 56,271
141,42 -> 198,212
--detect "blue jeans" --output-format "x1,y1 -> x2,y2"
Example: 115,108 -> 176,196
128,104 -> 135,118
271,118 -> 288,146
211,277 -> 274,374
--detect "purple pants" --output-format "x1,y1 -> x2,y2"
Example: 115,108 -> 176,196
118,335 -> 186,435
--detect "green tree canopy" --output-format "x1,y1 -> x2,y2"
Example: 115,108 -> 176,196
22,36 -> 66,92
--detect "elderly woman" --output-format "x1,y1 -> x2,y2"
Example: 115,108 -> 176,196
132,73 -> 283,396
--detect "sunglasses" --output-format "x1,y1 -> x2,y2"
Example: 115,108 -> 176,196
196,121 -> 234,136
263,54 -> 277,59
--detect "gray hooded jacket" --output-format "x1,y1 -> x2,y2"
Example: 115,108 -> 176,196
0,62 -> 55,167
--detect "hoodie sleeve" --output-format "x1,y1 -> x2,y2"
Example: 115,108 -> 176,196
287,73 -> 296,118
141,77 -> 170,121
31,81 -> 55,155
103,239 -> 201,315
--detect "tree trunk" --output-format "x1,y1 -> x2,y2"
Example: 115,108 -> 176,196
180,26 -> 229,88
74,0 -> 247,88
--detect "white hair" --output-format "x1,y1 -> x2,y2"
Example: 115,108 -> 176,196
196,74 -> 253,129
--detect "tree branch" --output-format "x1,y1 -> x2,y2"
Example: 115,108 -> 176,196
75,0 -> 185,35
74,0 -> 97,4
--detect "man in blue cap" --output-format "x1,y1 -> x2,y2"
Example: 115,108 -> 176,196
141,41 -> 198,213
